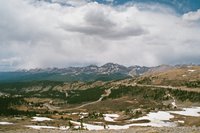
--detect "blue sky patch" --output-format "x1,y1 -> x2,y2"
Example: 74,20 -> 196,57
95,0 -> 200,14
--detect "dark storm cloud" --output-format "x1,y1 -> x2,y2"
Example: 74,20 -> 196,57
63,7 -> 147,39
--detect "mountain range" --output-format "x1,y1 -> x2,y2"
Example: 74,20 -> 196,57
0,63 -> 198,82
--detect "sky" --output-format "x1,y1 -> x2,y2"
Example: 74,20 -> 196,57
0,0 -> 200,71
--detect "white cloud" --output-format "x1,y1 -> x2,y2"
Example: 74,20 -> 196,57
63,3 -> 148,39
0,0 -> 200,70
183,9 -> 200,21
51,0 -> 91,6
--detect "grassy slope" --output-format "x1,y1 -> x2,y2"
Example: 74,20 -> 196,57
136,66 -> 200,87
0,72 -> 131,83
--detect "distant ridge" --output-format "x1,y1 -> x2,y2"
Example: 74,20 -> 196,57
1,63 -> 199,83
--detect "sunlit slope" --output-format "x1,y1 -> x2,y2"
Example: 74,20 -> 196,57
136,66 -> 200,87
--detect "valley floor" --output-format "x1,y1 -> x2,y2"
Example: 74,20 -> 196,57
1,77 -> 200,133
1,127 -> 200,133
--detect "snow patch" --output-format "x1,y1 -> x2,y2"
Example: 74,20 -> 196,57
182,75 -> 187,77
131,111 -> 174,121
70,121 -> 104,130
31,117 -> 53,122
25,125 -> 56,129
178,120 -> 184,123
59,126 -> 70,130
0,122 -> 14,125
188,69 -> 195,72
25,125 -> 69,130
127,121 -> 175,128
103,114 -> 119,122
172,101 -> 176,107
169,107 -> 200,117
129,111 -> 175,127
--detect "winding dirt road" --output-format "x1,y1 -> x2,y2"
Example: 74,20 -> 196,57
44,82 -> 200,112
44,88 -> 112,111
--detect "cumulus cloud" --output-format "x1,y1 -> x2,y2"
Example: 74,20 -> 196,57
183,9 -> 200,21
0,0 -> 200,70
35,0 -> 91,6
63,3 -> 147,39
